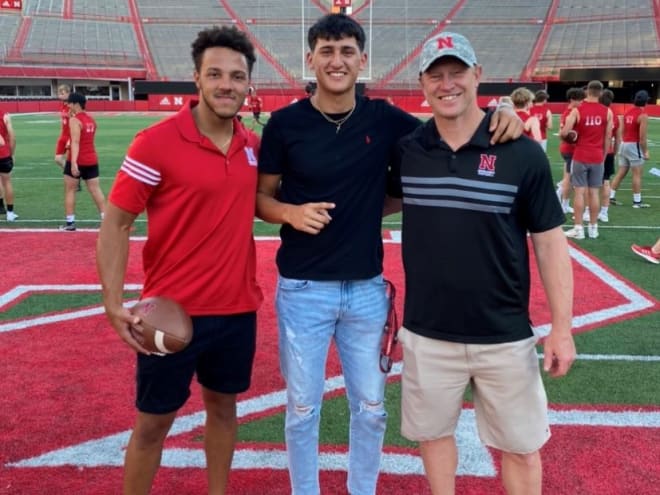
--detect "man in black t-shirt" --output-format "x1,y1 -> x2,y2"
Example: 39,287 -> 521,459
256,14 -> 523,495
389,31 -> 575,495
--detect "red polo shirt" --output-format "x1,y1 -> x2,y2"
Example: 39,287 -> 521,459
108,100 -> 263,316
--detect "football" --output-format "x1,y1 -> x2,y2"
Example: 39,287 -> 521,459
129,296 -> 193,354
563,130 -> 578,144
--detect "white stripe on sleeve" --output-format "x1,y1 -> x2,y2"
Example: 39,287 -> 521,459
121,156 -> 161,186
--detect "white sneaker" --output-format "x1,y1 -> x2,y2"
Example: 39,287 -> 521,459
565,226 -> 585,239
582,210 -> 590,222
588,224 -> 599,239
598,211 -> 609,222
6,211 -> 18,222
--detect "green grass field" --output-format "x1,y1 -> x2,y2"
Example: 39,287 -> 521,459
3,110 -> 659,451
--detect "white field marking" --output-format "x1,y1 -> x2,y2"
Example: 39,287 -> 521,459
1,233 -> 656,337
0,284 -> 141,333
8,362 -> 660,474
533,244 -> 657,337
2,264 -> 658,474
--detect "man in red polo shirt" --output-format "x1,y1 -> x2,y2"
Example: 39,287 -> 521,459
97,26 -> 262,495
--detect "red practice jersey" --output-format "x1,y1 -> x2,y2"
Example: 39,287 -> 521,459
0,111 -> 11,159
109,100 -> 263,316
607,111 -> 619,154
573,101 -> 609,164
68,111 -> 98,165
622,106 -> 644,142
248,94 -> 262,113
559,106 -> 576,155
530,103 -> 549,140
59,103 -> 70,141
515,110 -> 534,138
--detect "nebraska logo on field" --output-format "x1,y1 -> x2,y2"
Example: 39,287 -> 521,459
0,232 -> 658,494
478,153 -> 497,177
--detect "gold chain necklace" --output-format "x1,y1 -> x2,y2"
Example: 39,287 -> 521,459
313,101 -> 356,134
219,122 -> 234,152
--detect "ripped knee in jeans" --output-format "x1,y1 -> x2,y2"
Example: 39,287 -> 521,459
360,399 -> 385,415
293,403 -> 315,418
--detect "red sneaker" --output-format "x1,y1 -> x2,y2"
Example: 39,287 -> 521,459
631,244 -> 660,265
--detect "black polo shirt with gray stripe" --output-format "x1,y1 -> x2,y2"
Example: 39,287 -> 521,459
389,113 -> 565,344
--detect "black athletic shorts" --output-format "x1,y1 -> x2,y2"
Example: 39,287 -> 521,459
561,152 -> 572,174
603,153 -> 615,181
136,312 -> 257,414
63,161 -> 99,180
0,156 -> 13,174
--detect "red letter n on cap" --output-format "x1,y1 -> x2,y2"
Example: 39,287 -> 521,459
437,36 -> 454,49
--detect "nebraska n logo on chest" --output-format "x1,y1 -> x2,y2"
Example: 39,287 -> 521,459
478,154 -> 497,177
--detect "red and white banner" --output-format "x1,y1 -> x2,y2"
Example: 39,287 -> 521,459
0,0 -> 22,11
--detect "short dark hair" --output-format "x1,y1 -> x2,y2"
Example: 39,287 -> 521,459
534,90 -> 548,103
587,80 -> 603,96
599,89 -> 614,106
191,25 -> 256,75
67,92 -> 87,108
634,89 -> 649,106
308,14 -> 366,51
566,87 -> 585,101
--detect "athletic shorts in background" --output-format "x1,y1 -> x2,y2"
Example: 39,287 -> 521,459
603,153 -> 615,181
561,152 -> 572,173
619,142 -> 645,167
136,312 -> 257,414
63,162 -> 99,180
571,161 -> 604,188
399,327 -> 550,454
0,156 -> 13,174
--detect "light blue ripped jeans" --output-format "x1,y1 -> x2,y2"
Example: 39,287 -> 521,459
276,274 -> 389,495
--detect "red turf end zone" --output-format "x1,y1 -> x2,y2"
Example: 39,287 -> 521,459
0,232 -> 658,495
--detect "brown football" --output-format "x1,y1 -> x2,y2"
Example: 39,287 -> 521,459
129,296 -> 193,354
563,130 -> 578,144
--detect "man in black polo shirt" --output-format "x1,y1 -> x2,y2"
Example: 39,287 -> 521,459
389,32 -> 576,495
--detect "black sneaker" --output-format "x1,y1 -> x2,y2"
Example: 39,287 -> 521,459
0,205 -> 5,214
633,202 -> 650,208
609,198 -> 621,205
59,222 -> 76,231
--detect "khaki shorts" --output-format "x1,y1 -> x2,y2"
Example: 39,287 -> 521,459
399,327 -> 550,454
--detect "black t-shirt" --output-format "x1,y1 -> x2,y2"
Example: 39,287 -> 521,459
389,114 -> 566,344
259,96 -> 420,280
